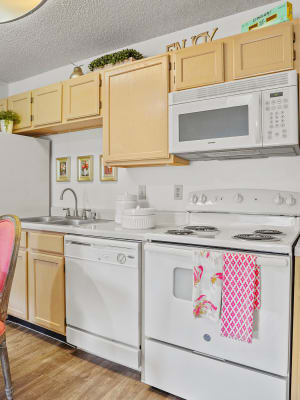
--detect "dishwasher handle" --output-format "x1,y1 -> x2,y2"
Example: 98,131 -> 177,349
65,240 -> 92,247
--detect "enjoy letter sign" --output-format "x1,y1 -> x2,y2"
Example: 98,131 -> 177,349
166,28 -> 218,52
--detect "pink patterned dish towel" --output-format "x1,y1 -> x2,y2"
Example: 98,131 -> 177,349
193,250 -> 223,322
221,252 -> 260,344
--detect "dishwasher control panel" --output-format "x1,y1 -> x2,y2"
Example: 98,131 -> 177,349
64,235 -> 139,268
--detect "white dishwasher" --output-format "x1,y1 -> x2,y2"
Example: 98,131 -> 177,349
65,235 -> 141,370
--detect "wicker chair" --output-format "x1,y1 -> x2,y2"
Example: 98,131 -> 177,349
0,215 -> 21,400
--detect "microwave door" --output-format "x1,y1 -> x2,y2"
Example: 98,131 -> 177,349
170,92 -> 262,154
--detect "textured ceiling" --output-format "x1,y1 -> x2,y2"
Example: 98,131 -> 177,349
0,0 -> 275,83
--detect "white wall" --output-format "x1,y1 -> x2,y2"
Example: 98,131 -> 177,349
9,1 -> 300,212
0,81 -> 8,98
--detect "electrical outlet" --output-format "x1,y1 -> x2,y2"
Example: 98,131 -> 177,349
174,184 -> 183,200
138,185 -> 146,200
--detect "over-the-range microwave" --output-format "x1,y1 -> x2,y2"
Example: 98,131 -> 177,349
169,70 -> 299,160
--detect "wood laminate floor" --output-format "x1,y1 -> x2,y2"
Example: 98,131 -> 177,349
0,322 -> 181,400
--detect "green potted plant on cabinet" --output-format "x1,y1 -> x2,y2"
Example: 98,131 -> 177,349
0,110 -> 20,134
88,49 -> 143,71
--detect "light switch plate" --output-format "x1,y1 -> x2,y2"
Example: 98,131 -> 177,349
138,185 -> 146,200
174,184 -> 183,200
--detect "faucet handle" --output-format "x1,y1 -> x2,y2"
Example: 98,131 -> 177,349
63,207 -> 71,217
81,208 -> 91,220
90,211 -> 97,220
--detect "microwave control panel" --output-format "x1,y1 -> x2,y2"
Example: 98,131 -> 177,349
262,86 -> 298,146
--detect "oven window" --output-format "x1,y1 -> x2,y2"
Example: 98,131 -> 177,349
173,267 -> 193,301
179,105 -> 249,142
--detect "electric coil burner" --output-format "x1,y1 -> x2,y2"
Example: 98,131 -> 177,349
254,229 -> 283,235
233,233 -> 280,241
166,229 -> 194,236
184,225 -> 219,232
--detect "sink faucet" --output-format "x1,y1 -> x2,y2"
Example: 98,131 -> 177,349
60,188 -> 79,217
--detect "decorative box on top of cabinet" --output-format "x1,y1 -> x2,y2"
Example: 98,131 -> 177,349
103,54 -> 188,167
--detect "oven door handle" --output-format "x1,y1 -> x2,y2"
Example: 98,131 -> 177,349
256,257 -> 288,268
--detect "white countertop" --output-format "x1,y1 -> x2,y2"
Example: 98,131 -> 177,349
21,220 -> 166,241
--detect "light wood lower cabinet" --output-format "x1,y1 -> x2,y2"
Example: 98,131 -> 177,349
8,249 -> 28,320
8,231 -> 66,336
28,251 -> 65,335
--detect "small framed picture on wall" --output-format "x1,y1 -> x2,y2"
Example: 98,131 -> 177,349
100,155 -> 118,182
77,155 -> 94,182
56,157 -> 71,182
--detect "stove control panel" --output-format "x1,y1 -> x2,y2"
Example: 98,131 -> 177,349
187,189 -> 300,216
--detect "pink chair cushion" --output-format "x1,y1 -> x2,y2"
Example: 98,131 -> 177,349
0,220 -> 15,292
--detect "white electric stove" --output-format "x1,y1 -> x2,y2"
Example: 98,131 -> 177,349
143,189 -> 300,400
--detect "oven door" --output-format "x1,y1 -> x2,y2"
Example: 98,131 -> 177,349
169,92 -> 262,153
144,243 -> 291,377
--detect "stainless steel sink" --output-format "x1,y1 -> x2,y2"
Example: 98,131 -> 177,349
21,216 -> 64,223
21,216 -> 110,226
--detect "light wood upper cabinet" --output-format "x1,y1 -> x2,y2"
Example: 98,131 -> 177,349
103,55 -> 169,163
0,98 -> 7,112
8,91 -> 32,130
8,249 -> 28,320
233,22 -> 294,79
32,83 -> 62,127
63,72 -> 101,121
173,41 -> 224,90
28,251 -> 65,335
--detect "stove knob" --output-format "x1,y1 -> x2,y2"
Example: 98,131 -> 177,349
286,195 -> 296,206
199,194 -> 207,204
191,194 -> 199,204
117,253 -> 127,264
234,193 -> 243,203
274,194 -> 284,205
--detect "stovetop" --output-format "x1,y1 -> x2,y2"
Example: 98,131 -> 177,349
146,190 -> 300,254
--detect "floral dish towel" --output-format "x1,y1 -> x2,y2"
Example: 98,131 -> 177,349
193,250 -> 223,321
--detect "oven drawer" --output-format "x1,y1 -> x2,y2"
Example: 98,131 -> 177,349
144,339 -> 288,400
144,243 -> 291,376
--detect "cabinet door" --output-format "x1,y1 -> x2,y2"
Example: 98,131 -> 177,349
0,98 -> 7,112
8,250 -> 28,320
32,83 -> 62,127
8,91 -> 32,130
63,72 -> 101,121
103,55 -> 169,162
174,41 -> 224,90
28,251 -> 65,335
233,22 -> 294,79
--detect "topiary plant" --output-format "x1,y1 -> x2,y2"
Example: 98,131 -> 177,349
88,49 -> 143,71
0,110 -> 20,124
